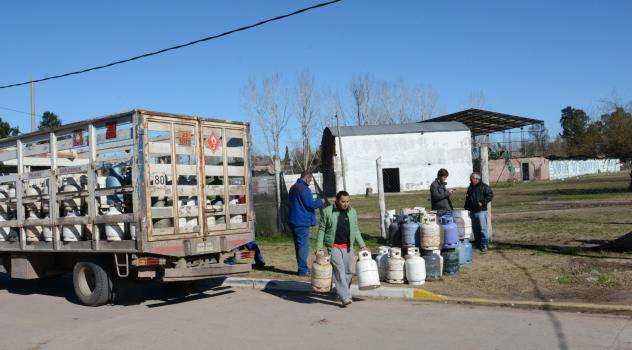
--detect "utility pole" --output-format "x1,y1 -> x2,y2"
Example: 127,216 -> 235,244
30,80 -> 36,131
335,112 -> 347,192
480,143 -> 493,242
376,156 -> 386,240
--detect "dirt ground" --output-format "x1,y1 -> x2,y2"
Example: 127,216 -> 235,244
249,172 -> 632,304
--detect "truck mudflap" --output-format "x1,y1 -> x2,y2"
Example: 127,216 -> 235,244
161,263 -> 251,282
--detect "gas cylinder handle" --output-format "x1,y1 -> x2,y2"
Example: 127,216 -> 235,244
359,250 -> 371,259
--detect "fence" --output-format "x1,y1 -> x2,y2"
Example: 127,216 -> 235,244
549,159 -> 621,180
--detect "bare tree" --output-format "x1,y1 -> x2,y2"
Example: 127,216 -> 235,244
370,80 -> 396,125
413,83 -> 438,121
467,90 -> 487,109
349,73 -> 372,126
527,123 -> 550,156
295,71 -> 319,172
245,74 -> 290,163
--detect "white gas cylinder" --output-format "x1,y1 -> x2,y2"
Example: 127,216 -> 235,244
386,247 -> 405,284
404,248 -> 426,285
25,210 -> 42,242
105,206 -> 126,241
62,209 -> 83,241
0,209 -> 15,241
453,210 -> 472,240
357,250 -> 380,290
375,246 -> 390,282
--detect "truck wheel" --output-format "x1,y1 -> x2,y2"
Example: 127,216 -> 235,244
73,261 -> 113,306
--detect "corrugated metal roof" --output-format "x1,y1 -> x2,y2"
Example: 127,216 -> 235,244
327,121 -> 469,137
424,108 -> 543,136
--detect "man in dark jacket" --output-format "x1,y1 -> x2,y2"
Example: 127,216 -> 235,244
288,171 -> 325,275
430,168 -> 454,217
464,172 -> 494,252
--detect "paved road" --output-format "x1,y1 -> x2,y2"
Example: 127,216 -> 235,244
0,275 -> 631,350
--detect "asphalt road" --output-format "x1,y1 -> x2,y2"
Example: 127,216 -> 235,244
0,275 -> 631,350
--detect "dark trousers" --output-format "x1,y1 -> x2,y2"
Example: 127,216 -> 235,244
290,225 -> 310,274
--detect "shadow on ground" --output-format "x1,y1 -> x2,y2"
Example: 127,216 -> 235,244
493,241 -> 632,260
497,250 -> 569,350
0,273 -> 238,307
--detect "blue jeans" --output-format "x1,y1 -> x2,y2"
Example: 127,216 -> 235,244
290,225 -> 311,274
245,241 -> 265,265
470,211 -> 489,248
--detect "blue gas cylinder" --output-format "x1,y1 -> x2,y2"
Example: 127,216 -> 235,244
422,249 -> 442,280
463,238 -> 473,265
400,216 -> 420,247
457,240 -> 466,266
441,215 -> 459,249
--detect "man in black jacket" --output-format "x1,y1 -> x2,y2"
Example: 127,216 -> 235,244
430,168 -> 454,217
464,172 -> 494,252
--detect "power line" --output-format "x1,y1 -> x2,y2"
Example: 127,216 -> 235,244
0,0 -> 342,89
0,106 -> 30,115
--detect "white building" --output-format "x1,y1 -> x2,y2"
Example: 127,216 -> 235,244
320,122 -> 473,196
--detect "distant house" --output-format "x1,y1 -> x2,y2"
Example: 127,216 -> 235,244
320,122 -> 473,196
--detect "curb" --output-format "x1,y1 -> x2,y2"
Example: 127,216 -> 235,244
222,277 -> 632,314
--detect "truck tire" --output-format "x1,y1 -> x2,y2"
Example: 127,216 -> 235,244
73,261 -> 113,306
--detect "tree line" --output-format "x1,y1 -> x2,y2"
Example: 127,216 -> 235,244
243,71 -> 489,173
557,102 -> 632,159
0,111 -> 63,138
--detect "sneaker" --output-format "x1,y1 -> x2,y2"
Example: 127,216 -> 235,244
480,245 -> 488,253
298,271 -> 311,277
341,298 -> 353,306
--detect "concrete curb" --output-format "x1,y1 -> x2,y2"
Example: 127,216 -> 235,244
222,277 -> 632,314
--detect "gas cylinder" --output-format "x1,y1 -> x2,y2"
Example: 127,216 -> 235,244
106,167 -> 126,205
404,247 -> 426,285
421,214 -> 440,250
462,238 -> 473,265
42,214 -> 52,242
422,249 -> 442,280
441,215 -> 459,249
311,254 -> 333,293
357,250 -> 380,290
105,206 -> 126,241
61,180 -> 82,209
453,209 -> 472,240
442,248 -> 460,275
375,246 -> 390,282
62,208 -> 83,241
386,247 -> 405,284
152,200 -> 172,228
457,240 -> 466,266
400,217 -> 419,247
0,208 -> 16,242
25,210 -> 42,242
388,220 -> 401,246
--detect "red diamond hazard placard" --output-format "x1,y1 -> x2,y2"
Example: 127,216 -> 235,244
206,132 -> 221,153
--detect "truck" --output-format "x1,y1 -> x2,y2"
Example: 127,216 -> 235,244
0,110 -> 255,306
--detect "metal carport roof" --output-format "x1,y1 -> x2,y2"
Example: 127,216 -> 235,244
424,108 -> 543,136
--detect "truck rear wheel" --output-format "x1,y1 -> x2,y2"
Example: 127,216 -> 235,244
73,261 -> 113,306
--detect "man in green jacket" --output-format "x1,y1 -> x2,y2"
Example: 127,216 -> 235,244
316,190 -> 368,306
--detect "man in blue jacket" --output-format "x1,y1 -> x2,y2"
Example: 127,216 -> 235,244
288,171 -> 325,276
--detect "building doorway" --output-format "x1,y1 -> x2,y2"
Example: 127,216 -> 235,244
382,168 -> 400,193
522,163 -> 530,181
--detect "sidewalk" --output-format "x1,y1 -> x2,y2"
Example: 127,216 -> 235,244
222,277 -> 632,315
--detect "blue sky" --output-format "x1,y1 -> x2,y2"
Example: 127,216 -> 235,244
1,0 -> 630,147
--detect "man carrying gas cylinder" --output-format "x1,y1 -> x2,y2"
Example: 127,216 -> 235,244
315,191 -> 368,307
